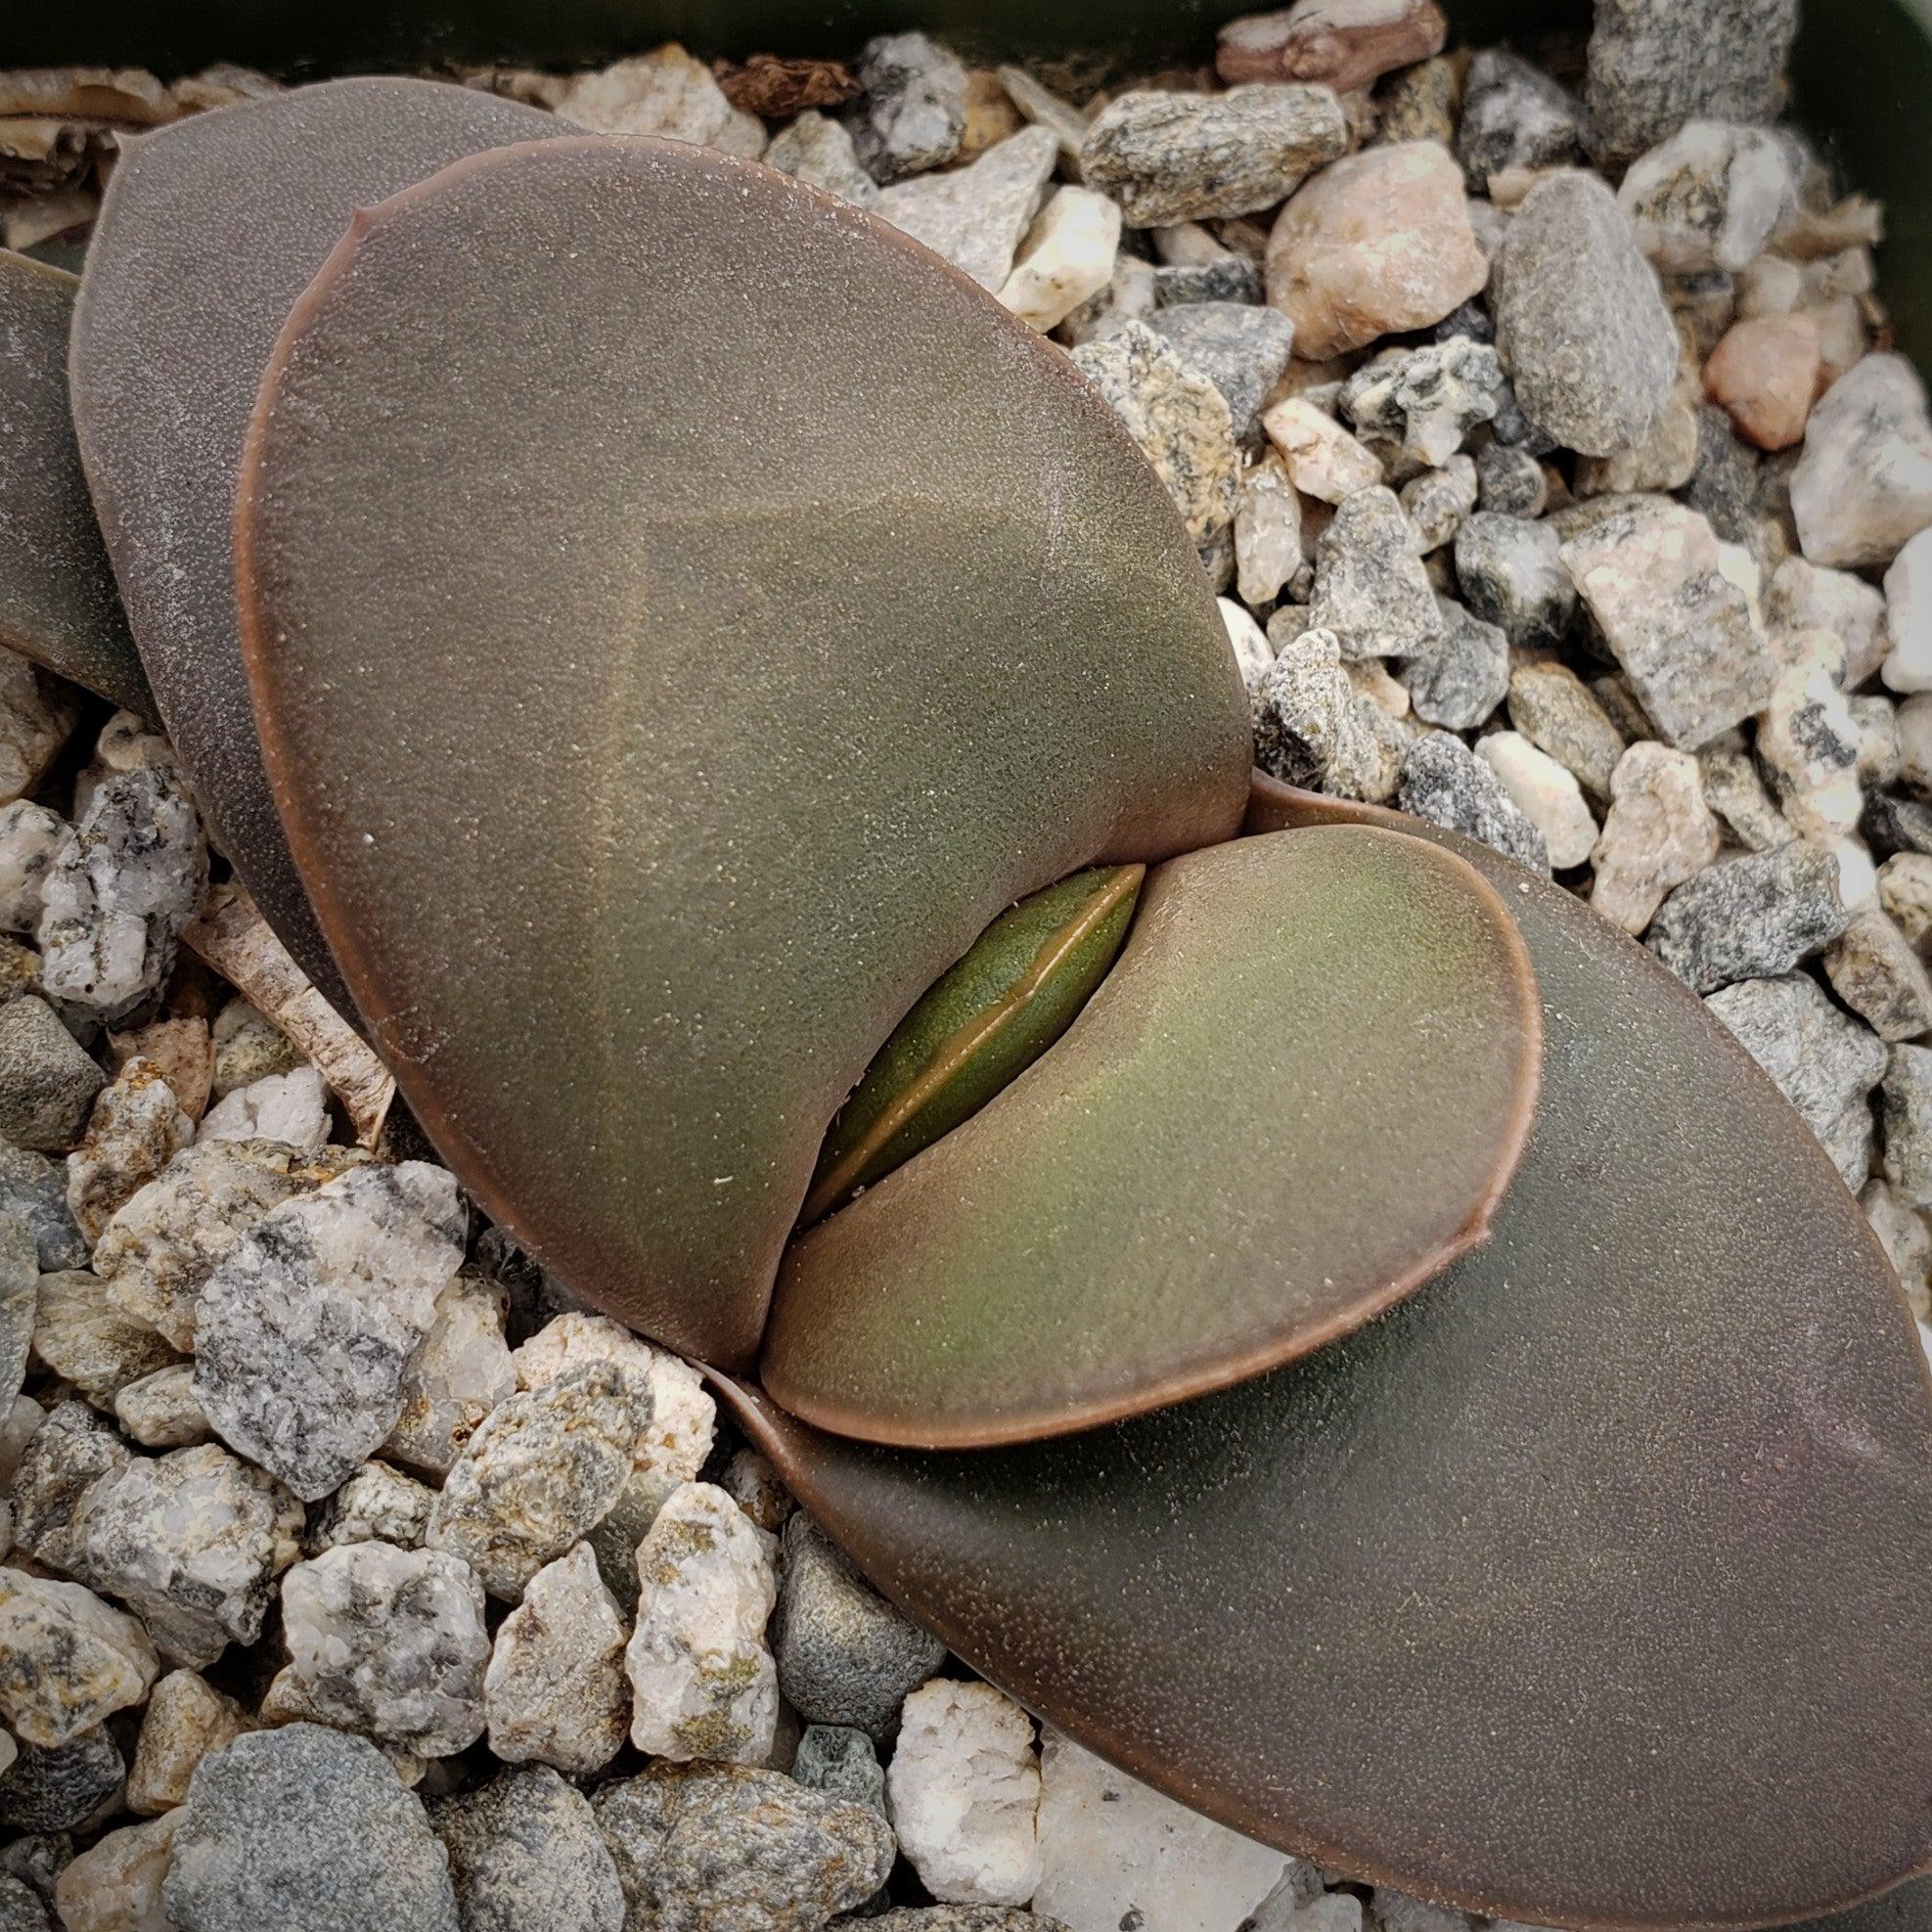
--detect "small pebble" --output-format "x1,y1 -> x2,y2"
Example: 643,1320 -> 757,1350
0,1726 -> 123,1834
1574,397 -> 1701,498
1825,908 -> 1932,1042
553,45 -> 764,155
1475,443 -> 1548,518
763,111 -> 879,207
1881,852 -> 1932,950
1862,1178 -> 1932,1319
1705,314 -> 1821,452
1261,397 -> 1383,504
1235,453 -> 1304,607
65,1059 -> 193,1248
1340,337 -> 1503,471
1702,741 -> 1794,851
1618,120 -> 1792,274
312,1460 -> 437,1553
0,1573 -> 157,1748
1399,596 -> 1507,731
997,186 -> 1121,333
876,125 -> 1057,292
384,1268 -> 515,1479
0,1146 -> 85,1276
126,1670 -> 247,1816
0,804 -> 66,938
0,999 -> 106,1154
793,1724 -> 887,1815
51,1812 -> 174,1932
848,33 -> 967,184
1309,485 -> 1442,659
1476,732 -> 1597,868
1647,840 -> 1848,992
1400,455 -> 1479,552
1216,0 -> 1448,94
1150,303 -> 1297,448
115,1356 -> 214,1456
1397,731 -> 1550,873
430,1765 -> 623,1932
10,1400 -> 128,1578
1455,512 -> 1575,649
31,1268 -> 180,1412
888,1679 -> 1041,1908
1590,741 -> 1722,934
1253,627 -> 1394,799
1768,555 -> 1891,689
206,999 -> 299,1100
1454,48 -> 1584,192
1506,660 -> 1628,800
1790,354 -> 1932,570
195,1063 -> 329,1153
1884,525 -> 1932,696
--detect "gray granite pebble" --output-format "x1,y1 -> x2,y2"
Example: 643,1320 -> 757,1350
1341,337 -> 1503,471
1826,909 -> 1932,1043
0,1147 -> 85,1274
1506,662 -> 1627,800
1398,731 -> 1550,873
0,1875 -> 48,1932
765,112 -> 881,208
1154,257 -> 1263,306
0,1727 -> 122,1833
1399,597 -> 1508,731
1884,1044 -> 1932,1208
875,125 -> 1056,292
1647,842 -> 1849,993
1455,48 -> 1585,191
164,1724 -> 459,1932
1148,302 -> 1296,445
1253,627 -> 1394,800
431,1765 -> 623,1932
0,1001 -> 105,1155
1310,486 -> 1443,659
1454,512 -> 1574,648
1475,443 -> 1548,519
848,33 -> 967,184
793,1724 -> 888,1816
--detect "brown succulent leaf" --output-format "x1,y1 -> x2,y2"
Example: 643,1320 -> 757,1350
68,77 -> 562,1023
765,825 -> 1541,1447
716,777 -> 1932,1926
1789,1878 -> 1932,1932
234,135 -> 1252,1371
0,248 -> 151,715
713,55 -> 859,117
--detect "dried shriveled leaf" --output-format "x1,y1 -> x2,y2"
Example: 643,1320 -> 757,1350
766,826 -> 1541,1446
801,863 -> 1146,1225
0,248 -> 150,714
718,778 -> 1932,1926
234,134 -> 1251,1370
69,78 -> 561,1019
0,69 -> 179,125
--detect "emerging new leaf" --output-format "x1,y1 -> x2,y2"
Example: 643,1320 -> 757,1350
765,826 -> 1541,1446
234,135 -> 1252,1370
69,78 -> 561,1017
0,249 -> 151,716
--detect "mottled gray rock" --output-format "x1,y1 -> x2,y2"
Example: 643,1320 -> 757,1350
594,1762 -> 895,1932
427,1360 -> 651,1599
1885,1044 -> 1932,1208
1702,742 -> 1793,854
1309,485 -> 1443,659
1147,302 -> 1296,444
0,1726 -> 122,1832
0,1874 -> 48,1931
0,1001 -> 104,1154
1341,337 -> 1503,470
764,111 -> 880,207
0,802 -> 64,937
1590,741 -> 1722,934
35,767 -> 206,1024
1454,512 -> 1575,648
311,1460 -> 438,1554
9,1399 -> 128,1577
76,1443 -> 303,1667
848,33 -> 967,184
1584,0 -> 1801,170
1618,120 -> 1792,275
1826,909 -> 1932,1042
267,1542 -> 489,1757
163,1724 -> 459,1932
0,1572 -> 157,1747
385,1269 -> 515,1480
1252,627 -> 1395,801
1490,172 -> 1679,457
1398,597 -> 1507,731
1475,442 -> 1549,519
864,1913 -> 1068,1931
1707,974 -> 1888,1187
795,1724 -> 889,1817
0,1221 -> 30,1420
776,1514 -> 948,1742
1790,355 -> 1932,570
1398,731 -> 1550,873
1071,324 -> 1240,544
1079,84 -> 1346,227
65,1058 -> 193,1247
193,1161 -> 466,1501
0,1834 -> 66,1910
1454,47 -> 1584,190
30,1269 -> 179,1411
1153,256 -> 1263,306
1506,661 -> 1627,800
93,1139 -> 368,1354
431,1766 -> 623,1932
1399,455 -> 1479,552
1647,841 -> 1848,992
0,1146 -> 84,1275
1864,1177 -> 1932,1319
484,1541 -> 630,1775
876,126 -> 1056,292
1558,495 -> 1773,748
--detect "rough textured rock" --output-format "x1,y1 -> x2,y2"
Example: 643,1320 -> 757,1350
764,111 -> 879,208
1864,1176 -> 1932,1319
484,1541 -> 630,1775
74,1443 -> 302,1667
1506,661 -> 1627,799
0,1145 -> 86,1275
427,1360 -> 651,1599
196,1064 -> 329,1153
65,1060 -> 193,1246
1707,973 -> 1888,1187
1079,84 -> 1346,227
722,1450 -> 795,1535
430,1766 -> 622,1932
1261,398 -> 1383,505
1455,512 -> 1575,649
311,1460 -> 437,1554
0,1221 -> 33,1419
207,1001 -> 299,1101
847,32 -> 968,184
553,44 -> 763,154
1575,397 -> 1702,500
109,1017 -> 212,1125
1619,120 -> 1792,274
1071,323 -> 1240,543
1647,841 -> 1848,992
127,1670 -> 247,1816
1265,141 -> 1487,359
875,126 -> 1056,292
1558,495 -> 1773,747
113,1364 -> 210,1450
31,1269 -> 180,1412
775,1514 -> 948,1742
193,1161 -> 465,1501
0,1000 -> 105,1153
51,1812 -> 174,1932
1791,355 -> 1932,570
1886,525 -> 1932,694
1148,303 -> 1297,446
267,1542 -> 489,1757
1704,742 -> 1793,852
888,1680 -> 1041,1908
0,1726 -> 122,1832
1490,172 -> 1679,456
1584,0 -> 1801,170
8,1399 -> 128,1578
1399,597 -> 1507,731
1476,732 -> 1598,869
1216,0 -> 1447,94
594,1761 -> 893,1932
1885,1044 -> 1932,1206
1475,442 -> 1550,519
1590,741 -> 1722,934
1032,1728 -> 1295,1931
0,660 -> 73,819
1308,485 -> 1442,659
1401,455 -> 1480,552
0,804 -> 67,938
1340,337 -> 1503,469
1252,626 -> 1394,801
93,1137 -> 366,1353
0,1572 -> 157,1747
626,1481 -> 778,1764
35,767 -> 205,1025
1455,48 -> 1584,191
1398,731 -> 1550,873
162,1724 -> 459,1932
1756,647 -> 1866,838
997,187 -> 1121,334
1825,908 -> 1932,1043
794,1724 -> 888,1816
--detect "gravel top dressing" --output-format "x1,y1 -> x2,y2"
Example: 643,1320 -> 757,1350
0,3 -> 1929,1929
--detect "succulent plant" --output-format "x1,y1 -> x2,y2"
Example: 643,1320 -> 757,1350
7,78 -> 1927,1929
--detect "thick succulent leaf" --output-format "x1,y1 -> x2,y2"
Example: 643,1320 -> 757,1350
0,250 -> 151,715
765,826 -> 1541,1446
1790,1881 -> 1932,1932
801,863 -> 1147,1224
234,135 -> 1252,1370
68,78 -> 561,1018
716,780 -> 1932,1927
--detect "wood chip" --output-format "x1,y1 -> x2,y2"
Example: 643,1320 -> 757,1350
183,883 -> 394,1147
